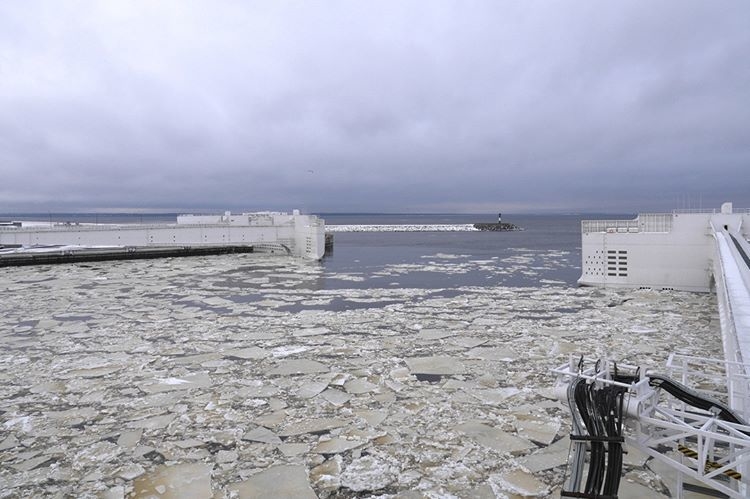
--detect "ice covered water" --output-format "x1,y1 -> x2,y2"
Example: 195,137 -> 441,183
0,254 -> 721,497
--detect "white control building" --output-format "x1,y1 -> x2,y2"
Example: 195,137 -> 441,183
579,202 -> 750,292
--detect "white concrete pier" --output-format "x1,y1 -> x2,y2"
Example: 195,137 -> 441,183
578,203 -> 750,292
0,210 -> 326,260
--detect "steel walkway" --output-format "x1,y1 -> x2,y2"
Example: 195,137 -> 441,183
712,223 -> 750,419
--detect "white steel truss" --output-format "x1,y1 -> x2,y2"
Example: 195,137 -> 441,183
552,354 -> 750,498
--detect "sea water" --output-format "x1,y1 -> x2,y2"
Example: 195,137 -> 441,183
1,212 -> 602,289
322,213 -> 586,289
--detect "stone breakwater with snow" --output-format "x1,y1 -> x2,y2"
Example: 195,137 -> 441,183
326,224 -> 480,232
0,254 -> 720,497
326,224 -> 521,232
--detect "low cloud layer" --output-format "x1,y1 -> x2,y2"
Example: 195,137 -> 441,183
1,1 -> 748,213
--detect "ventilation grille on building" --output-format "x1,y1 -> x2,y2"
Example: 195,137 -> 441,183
607,249 -> 628,277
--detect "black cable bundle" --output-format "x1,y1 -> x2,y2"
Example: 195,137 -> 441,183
563,361 -> 747,498
565,380 -> 627,498
601,384 -> 626,496
648,374 -> 746,425
574,381 -> 599,493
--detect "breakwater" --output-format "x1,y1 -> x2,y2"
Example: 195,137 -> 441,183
326,224 -> 479,232
473,223 -> 521,231
326,223 -> 521,232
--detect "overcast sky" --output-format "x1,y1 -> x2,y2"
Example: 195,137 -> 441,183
1,1 -> 748,214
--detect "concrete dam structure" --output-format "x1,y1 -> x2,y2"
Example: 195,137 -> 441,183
0,210 -> 326,264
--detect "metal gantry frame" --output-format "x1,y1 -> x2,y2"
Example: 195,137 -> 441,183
552,354 -> 750,498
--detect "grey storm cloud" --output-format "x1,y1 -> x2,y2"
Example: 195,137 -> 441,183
0,1 -> 748,213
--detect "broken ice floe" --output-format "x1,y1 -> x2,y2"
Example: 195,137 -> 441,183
228,464 -> 317,498
455,421 -> 535,455
132,462 -> 213,497
406,356 -> 466,376
489,469 -> 550,497
0,254 -> 723,497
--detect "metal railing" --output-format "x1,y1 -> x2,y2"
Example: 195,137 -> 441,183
582,219 -> 639,233
582,213 -> 674,234
673,208 -> 750,215
0,223 -> 175,233
0,218 -> 310,233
